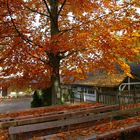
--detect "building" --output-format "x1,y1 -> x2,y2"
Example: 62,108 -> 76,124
66,63 -> 140,103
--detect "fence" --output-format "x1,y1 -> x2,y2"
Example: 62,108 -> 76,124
97,90 -> 140,105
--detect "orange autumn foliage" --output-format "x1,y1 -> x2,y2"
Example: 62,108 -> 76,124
0,0 -> 140,99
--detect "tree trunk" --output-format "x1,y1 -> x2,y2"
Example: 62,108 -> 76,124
49,0 -> 59,36
49,0 -> 60,105
2,86 -> 8,97
51,75 -> 60,105
51,59 -> 61,104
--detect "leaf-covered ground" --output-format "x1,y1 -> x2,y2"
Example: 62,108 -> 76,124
1,103 -> 140,140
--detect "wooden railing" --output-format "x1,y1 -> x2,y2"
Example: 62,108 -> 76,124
97,90 -> 140,105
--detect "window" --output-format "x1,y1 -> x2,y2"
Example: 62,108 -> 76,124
87,88 -> 95,94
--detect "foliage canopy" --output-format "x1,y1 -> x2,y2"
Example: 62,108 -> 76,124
0,0 -> 140,103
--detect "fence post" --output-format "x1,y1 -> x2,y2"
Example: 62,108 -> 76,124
69,88 -> 74,103
96,91 -> 99,103
118,91 -> 121,107
116,92 -> 118,104
133,90 -> 136,104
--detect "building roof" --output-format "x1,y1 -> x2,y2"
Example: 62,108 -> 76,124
70,63 -> 140,87
71,74 -> 126,87
130,63 -> 140,79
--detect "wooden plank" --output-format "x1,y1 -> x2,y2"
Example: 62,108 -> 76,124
119,95 -> 140,99
9,113 -> 106,135
0,117 -> 14,122
1,104 -> 104,122
33,121 -> 140,140
37,133 -> 97,140
4,103 -> 101,119
95,122 -> 140,140
9,106 -> 139,135
1,105 -> 118,129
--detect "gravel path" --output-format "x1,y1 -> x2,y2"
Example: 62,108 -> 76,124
0,98 -> 32,113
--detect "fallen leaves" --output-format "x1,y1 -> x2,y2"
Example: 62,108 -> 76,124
0,102 -> 101,119
1,103 -> 140,139
0,129 -> 8,140
53,115 -> 140,140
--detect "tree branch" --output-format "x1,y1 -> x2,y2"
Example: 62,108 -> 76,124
59,48 -> 87,59
6,0 -> 43,48
28,52 -> 50,65
58,0 -> 67,16
42,0 -> 52,17
24,6 -> 50,17
60,4 -> 133,34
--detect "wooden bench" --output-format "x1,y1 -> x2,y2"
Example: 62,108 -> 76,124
0,104 -> 104,122
9,106 -> 140,140
5,105 -> 119,128
7,105 -> 120,140
40,121 -> 140,140
0,104 -> 115,129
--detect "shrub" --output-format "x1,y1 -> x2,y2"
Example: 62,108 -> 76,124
31,87 -> 52,108
31,90 -> 43,107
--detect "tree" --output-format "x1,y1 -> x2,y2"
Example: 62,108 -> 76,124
0,0 -> 140,104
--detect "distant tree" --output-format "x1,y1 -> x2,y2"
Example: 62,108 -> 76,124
1,86 -> 8,97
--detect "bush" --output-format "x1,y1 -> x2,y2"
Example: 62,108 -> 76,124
41,87 -> 52,106
31,87 -> 52,108
31,90 -> 43,107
